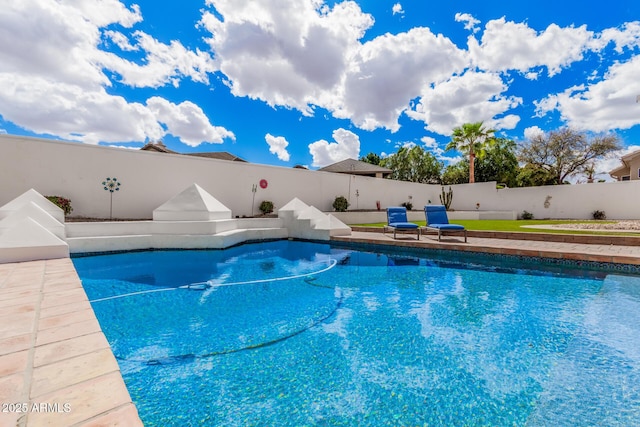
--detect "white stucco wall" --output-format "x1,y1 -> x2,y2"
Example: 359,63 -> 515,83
1,134 -> 638,220
443,180 -> 640,219
0,135 -> 441,219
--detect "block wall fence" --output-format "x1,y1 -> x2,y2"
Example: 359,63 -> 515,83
2,134 -> 639,220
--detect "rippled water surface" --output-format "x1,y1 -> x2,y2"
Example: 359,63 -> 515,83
73,241 -> 640,426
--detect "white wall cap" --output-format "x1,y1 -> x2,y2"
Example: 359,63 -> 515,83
0,217 -> 68,248
297,205 -> 327,226
326,214 -> 352,236
153,183 -> 232,220
278,198 -> 310,213
0,189 -> 64,223
0,202 -> 66,239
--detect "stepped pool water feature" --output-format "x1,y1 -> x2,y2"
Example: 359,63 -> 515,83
73,241 -> 640,426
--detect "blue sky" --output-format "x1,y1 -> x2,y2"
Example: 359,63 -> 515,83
1,1 -> 640,181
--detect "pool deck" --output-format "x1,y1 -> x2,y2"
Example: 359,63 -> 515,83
334,229 -> 640,265
2,231 -> 640,426
0,258 -> 142,427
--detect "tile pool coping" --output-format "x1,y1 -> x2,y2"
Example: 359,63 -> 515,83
0,258 -> 142,427
3,231 -> 640,426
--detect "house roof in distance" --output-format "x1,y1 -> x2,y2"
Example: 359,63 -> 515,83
140,141 -> 177,154
620,148 -> 640,163
186,152 -> 247,162
318,158 -> 391,177
140,141 -> 247,162
609,148 -> 640,176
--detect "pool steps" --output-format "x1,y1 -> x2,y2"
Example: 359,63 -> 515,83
0,189 -> 69,263
66,221 -> 289,253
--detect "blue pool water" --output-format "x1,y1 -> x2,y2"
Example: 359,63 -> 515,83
73,241 -> 640,426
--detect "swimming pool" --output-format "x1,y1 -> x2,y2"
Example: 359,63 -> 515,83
73,240 -> 640,426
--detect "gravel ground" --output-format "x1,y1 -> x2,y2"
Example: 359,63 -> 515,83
552,220 -> 640,230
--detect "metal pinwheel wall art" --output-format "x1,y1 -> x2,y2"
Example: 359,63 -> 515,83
102,177 -> 121,220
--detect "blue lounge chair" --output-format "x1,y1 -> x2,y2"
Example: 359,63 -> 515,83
384,207 -> 420,240
423,205 -> 467,242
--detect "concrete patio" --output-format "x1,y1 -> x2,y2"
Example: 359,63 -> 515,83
335,229 -> 640,265
0,258 -> 142,427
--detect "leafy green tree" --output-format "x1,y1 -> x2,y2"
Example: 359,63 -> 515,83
474,138 -> 519,187
517,128 -> 620,185
442,138 -> 519,186
441,162 -> 468,185
446,122 -> 495,183
360,152 -> 382,166
515,164 -> 557,187
381,145 -> 443,183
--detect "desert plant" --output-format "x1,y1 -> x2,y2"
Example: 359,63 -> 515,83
439,186 -> 453,210
521,210 -> 534,220
259,200 -> 274,214
592,210 -> 606,220
46,196 -> 73,215
400,201 -> 413,210
332,196 -> 350,212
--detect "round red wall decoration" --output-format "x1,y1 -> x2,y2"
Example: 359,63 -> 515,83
259,179 -> 268,189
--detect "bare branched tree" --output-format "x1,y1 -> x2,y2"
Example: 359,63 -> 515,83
518,128 -> 620,185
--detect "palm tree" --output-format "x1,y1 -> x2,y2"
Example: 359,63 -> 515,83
446,122 -> 495,183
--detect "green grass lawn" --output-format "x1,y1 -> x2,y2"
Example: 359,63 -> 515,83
352,219 -> 638,236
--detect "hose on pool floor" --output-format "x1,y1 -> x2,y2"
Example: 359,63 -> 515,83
90,259 -> 337,303
117,279 -> 343,366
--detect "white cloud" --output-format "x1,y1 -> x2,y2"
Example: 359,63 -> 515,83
101,31 -> 217,88
407,71 -> 521,135
64,0 -> 142,28
200,0 -> 373,115
110,145 -> 142,150
592,21 -> 640,53
0,0 -> 224,146
440,154 -> 463,165
146,97 -> 235,146
104,30 -> 139,52
523,126 -> 545,141
0,0 -> 111,88
468,18 -> 595,76
421,136 -> 445,157
201,1 -> 467,132
308,128 -> 360,167
0,74 -> 164,144
4,0 -> 640,152
535,55 -> 640,132
524,71 -> 540,80
339,27 -> 468,131
265,133 -> 290,161
455,13 -> 480,33
420,136 -> 461,164
199,4 -> 640,137
395,141 -> 416,150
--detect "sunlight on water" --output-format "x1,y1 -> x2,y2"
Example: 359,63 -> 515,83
73,241 -> 640,426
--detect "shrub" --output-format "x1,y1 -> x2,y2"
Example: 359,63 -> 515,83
332,196 -> 350,212
46,196 -> 73,215
592,210 -> 606,220
520,210 -> 534,220
259,200 -> 274,214
400,201 -> 413,210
